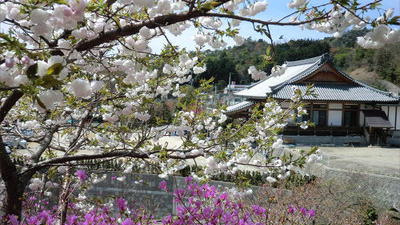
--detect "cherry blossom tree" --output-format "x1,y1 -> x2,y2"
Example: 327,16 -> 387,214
0,0 -> 398,221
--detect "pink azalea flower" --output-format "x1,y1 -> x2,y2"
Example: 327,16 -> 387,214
158,180 -> 167,192
308,209 -> 316,218
300,207 -> 307,216
76,170 -> 88,182
288,204 -> 297,214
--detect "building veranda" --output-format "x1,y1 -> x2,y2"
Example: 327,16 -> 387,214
226,54 -> 400,146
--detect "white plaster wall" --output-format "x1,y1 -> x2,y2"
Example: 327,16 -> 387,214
388,107 -> 396,129
381,106 -> 389,114
363,104 -> 374,110
328,110 -> 342,126
360,110 -> 365,127
280,102 -> 291,109
329,103 -> 342,109
397,108 -> 400,130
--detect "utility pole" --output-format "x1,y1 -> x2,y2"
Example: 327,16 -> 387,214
228,72 -> 232,105
214,83 -> 217,107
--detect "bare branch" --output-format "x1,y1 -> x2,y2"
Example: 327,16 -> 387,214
0,90 -> 23,124
204,12 -> 330,27
30,125 -> 60,163
25,150 -> 203,174
74,0 -> 230,52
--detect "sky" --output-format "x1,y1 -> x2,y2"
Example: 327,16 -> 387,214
0,0 -> 398,53
149,0 -> 400,52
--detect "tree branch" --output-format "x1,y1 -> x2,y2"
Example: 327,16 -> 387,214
30,125 -> 60,163
0,90 -> 23,124
74,0 -> 230,52
204,12 -> 330,27
26,150 -> 203,174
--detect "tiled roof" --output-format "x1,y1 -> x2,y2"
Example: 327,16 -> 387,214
225,100 -> 257,114
362,110 -> 393,128
272,84 -> 399,102
235,59 -> 320,99
233,53 -> 399,103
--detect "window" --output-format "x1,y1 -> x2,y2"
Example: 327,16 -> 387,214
313,110 -> 327,126
312,104 -> 327,126
344,105 -> 358,109
343,104 -> 358,127
313,104 -> 327,109
344,111 -> 358,127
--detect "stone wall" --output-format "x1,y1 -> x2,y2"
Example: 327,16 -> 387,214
87,173 -> 236,219
301,163 -> 400,211
283,135 -> 368,146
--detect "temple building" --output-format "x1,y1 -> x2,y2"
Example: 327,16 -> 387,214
226,54 -> 400,146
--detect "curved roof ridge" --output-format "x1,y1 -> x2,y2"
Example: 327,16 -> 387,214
285,54 -> 326,67
270,56 -> 323,91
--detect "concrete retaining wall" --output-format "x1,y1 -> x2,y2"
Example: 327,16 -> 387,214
283,135 -> 368,146
301,163 -> 400,211
322,167 -> 400,211
87,173 -> 236,219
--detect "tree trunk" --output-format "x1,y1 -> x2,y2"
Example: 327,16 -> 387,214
3,179 -> 26,219
0,137 -> 33,223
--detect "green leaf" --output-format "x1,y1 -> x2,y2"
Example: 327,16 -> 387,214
388,16 -> 400,25
54,0 -> 68,4
36,75 -> 63,89
370,3 -> 381,10
34,96 -> 47,110
201,1 -> 220,11
26,64 -> 38,79
46,63 -> 63,76
266,45 -> 271,56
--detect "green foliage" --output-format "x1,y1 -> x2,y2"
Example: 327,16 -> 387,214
332,48 -> 352,68
327,30 -> 400,86
325,29 -> 369,48
215,80 -> 227,90
198,29 -> 400,88
198,39 -> 330,86
364,204 -> 379,225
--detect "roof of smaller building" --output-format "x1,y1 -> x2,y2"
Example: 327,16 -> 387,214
362,110 -> 393,128
225,100 -> 257,115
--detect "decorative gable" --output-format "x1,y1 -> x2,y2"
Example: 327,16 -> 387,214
295,63 -> 355,84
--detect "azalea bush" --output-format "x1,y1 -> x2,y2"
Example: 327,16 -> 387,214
2,176 -> 316,225
0,0 -> 399,223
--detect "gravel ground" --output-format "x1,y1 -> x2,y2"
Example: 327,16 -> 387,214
317,146 -> 400,177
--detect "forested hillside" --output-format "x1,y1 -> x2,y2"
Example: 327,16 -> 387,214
197,30 -> 400,91
328,31 -> 400,88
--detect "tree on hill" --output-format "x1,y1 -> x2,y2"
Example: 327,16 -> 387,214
0,0 -> 399,223
199,39 -> 331,86
327,30 -> 400,86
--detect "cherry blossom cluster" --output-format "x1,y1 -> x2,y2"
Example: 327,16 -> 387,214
294,3 -> 399,48
271,64 -> 287,77
248,66 -> 267,81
